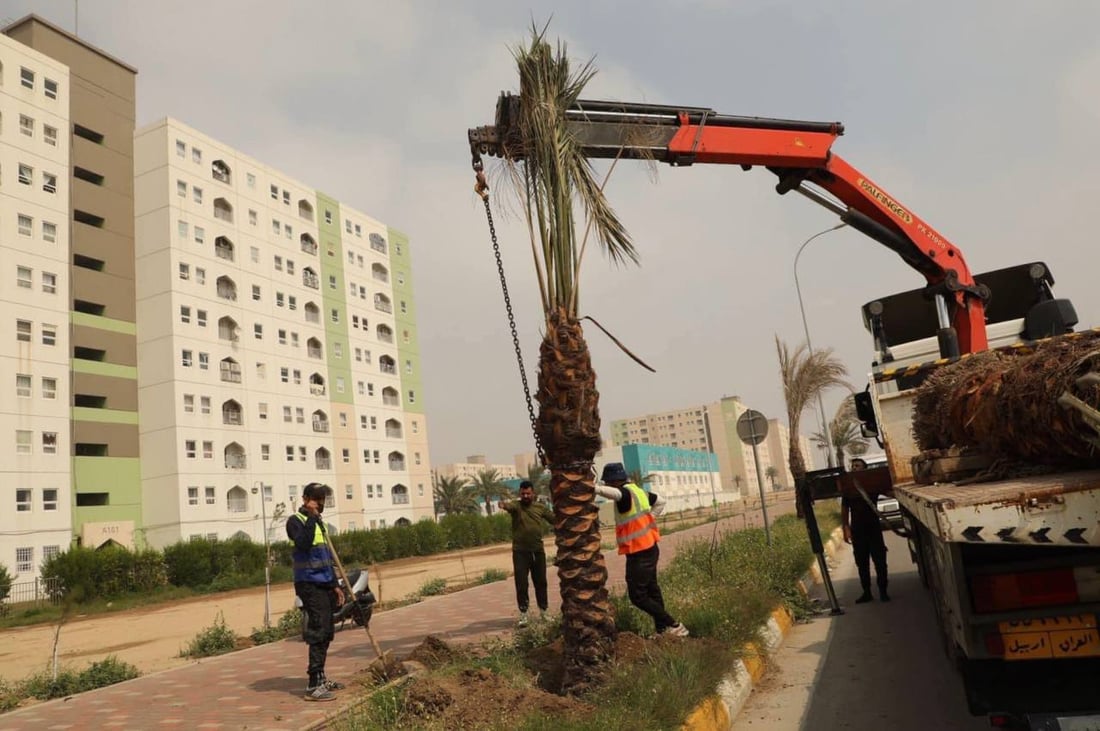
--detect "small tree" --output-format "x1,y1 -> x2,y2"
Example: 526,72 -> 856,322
0,562 -> 12,603
433,476 -> 477,516
812,396 -> 870,467
764,465 -> 780,490
468,469 -> 510,516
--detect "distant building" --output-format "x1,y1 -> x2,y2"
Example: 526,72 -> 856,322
434,455 -> 518,483
594,443 -> 733,517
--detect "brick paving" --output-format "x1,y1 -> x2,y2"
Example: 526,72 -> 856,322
0,498 -> 793,731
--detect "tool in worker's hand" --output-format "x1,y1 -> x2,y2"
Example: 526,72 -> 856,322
321,525 -> 397,682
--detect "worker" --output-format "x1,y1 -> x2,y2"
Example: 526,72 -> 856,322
596,463 -> 689,637
842,458 -> 890,603
498,480 -> 554,626
286,483 -> 345,701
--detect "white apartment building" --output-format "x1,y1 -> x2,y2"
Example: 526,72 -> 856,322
435,455 -> 519,483
134,119 -> 432,546
0,37 -> 72,580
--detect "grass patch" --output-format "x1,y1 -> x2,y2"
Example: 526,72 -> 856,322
1,655 -> 140,711
250,607 -> 302,645
335,507 -> 834,730
181,612 -> 239,658
476,568 -> 509,585
416,578 -> 448,597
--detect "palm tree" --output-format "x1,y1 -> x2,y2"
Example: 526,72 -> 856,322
811,397 -> 870,468
776,338 -> 850,486
433,475 -> 477,516
764,465 -> 780,491
494,29 -> 638,694
468,468 -> 511,515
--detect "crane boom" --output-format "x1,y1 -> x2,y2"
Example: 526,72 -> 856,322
469,93 -> 991,353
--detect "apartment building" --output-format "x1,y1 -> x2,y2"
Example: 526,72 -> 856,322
133,118 -> 432,546
610,396 -> 815,498
0,32 -> 72,579
435,455 -> 519,483
594,444 -> 733,518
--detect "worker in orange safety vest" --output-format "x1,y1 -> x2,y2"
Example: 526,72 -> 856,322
596,462 -> 689,637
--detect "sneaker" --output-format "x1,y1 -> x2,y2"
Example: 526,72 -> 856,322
664,623 -> 690,638
321,678 -> 346,691
855,591 -> 874,604
304,685 -> 336,702
517,612 -> 529,627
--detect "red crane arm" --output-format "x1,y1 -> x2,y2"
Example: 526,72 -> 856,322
470,95 -> 990,353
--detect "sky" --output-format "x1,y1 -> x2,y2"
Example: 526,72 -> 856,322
3,0 -> 1099,466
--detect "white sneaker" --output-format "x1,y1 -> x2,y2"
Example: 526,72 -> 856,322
664,623 -> 689,638
517,612 -> 529,627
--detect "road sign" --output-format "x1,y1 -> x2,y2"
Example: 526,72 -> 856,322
736,409 -> 769,446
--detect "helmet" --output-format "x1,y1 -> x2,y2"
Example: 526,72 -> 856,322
601,462 -> 629,483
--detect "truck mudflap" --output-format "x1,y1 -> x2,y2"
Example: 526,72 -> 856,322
895,469 -> 1100,546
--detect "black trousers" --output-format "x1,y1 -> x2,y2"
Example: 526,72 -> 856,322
625,544 -> 676,633
852,527 -> 889,593
296,581 -> 336,682
512,549 -> 548,613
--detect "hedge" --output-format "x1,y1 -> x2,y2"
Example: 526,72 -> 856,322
41,513 -> 517,604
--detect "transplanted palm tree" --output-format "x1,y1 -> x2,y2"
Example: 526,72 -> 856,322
494,29 -> 639,694
468,468 -> 511,516
433,475 -> 478,516
811,396 -> 870,468
776,338 -> 850,488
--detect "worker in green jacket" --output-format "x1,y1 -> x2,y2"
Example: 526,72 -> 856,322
498,481 -> 553,626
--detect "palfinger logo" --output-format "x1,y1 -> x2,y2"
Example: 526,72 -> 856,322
858,178 -> 913,224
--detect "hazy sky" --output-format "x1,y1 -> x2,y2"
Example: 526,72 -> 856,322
5,1 -> 1099,465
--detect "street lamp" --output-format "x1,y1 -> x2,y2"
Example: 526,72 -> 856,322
251,482 -> 271,629
793,223 -> 848,468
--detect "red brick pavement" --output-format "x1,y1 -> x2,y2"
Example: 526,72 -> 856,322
0,497 -> 793,731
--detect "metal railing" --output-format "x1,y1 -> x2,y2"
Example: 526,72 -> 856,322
1,577 -> 63,609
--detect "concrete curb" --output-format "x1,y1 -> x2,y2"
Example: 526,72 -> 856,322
681,525 -> 845,731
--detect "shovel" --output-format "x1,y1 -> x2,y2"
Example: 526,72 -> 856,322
320,525 -> 396,681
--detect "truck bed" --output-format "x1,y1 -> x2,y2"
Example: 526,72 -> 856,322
895,469 -> 1100,546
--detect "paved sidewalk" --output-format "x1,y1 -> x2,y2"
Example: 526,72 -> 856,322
0,498 -> 793,731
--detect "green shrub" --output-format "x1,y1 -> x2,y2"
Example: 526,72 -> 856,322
476,568 -> 509,585
40,547 -> 167,602
512,612 -> 561,653
0,563 -> 12,603
417,577 -> 448,597
0,678 -> 19,712
19,656 -> 139,701
610,591 -> 650,635
182,613 -> 238,658
250,608 -> 303,645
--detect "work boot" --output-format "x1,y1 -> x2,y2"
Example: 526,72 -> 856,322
855,591 -> 874,604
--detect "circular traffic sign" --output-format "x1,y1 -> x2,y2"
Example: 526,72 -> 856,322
736,409 -> 769,445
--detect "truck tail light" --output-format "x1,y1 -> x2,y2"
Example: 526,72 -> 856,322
970,567 -> 1079,614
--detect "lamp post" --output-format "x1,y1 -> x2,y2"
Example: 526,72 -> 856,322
251,482 -> 271,629
793,223 -> 848,468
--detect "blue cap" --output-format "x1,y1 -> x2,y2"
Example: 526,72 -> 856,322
601,462 -> 628,483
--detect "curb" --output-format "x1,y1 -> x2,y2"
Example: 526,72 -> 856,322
681,526 -> 845,731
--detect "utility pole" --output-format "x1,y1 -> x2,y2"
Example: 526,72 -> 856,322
252,482 -> 271,629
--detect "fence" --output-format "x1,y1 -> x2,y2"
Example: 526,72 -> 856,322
1,577 -> 63,610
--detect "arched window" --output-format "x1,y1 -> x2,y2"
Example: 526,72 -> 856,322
225,443 -> 246,469
227,485 -> 248,513
213,198 -> 233,223
211,160 -> 231,184
222,399 -> 242,426
391,484 -> 409,505
298,199 -> 314,221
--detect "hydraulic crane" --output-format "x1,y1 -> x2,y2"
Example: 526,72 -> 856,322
469,93 -> 992,356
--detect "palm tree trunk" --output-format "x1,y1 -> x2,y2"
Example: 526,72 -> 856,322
536,309 -> 614,695
788,413 -> 807,518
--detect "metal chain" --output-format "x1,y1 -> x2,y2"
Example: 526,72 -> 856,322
475,163 -> 545,466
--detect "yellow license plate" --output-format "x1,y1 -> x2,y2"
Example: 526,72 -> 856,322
999,614 -> 1100,661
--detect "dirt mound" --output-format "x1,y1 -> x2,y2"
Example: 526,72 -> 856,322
612,631 -> 649,664
523,631 -> 648,694
407,635 -> 459,669
400,660 -> 592,729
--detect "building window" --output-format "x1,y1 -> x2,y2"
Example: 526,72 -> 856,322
176,139 -> 186,157
286,446 -> 294,462
16,546 -> 33,573
200,396 -> 211,414
177,180 -> 187,197
18,215 -> 32,237
180,306 -> 191,324
205,486 -> 216,505
185,440 -> 197,458
18,164 -> 32,185
44,125 -> 58,146
19,115 -> 33,137
412,420 -> 419,434
282,190 -> 290,205
42,377 -> 57,399
247,173 -> 256,188
202,441 -> 213,459
16,374 -> 31,398
184,394 -> 194,412
283,406 -> 292,422
195,268 -> 205,284
42,272 -> 56,293
254,323 -> 263,340
15,430 -> 33,455
408,390 -> 416,404
42,222 -> 57,243
43,172 -> 57,194
42,432 -> 58,454
178,220 -> 188,239
41,325 -> 56,346
16,266 -> 32,289
261,444 -> 270,461
192,148 -> 202,164
179,263 -> 190,280
252,285 -> 261,301
188,486 -> 199,505
16,320 -> 32,342
44,78 -> 58,99
181,349 -> 193,367
194,226 -> 204,244
198,352 -> 209,370
249,210 -> 258,226
331,309 -> 339,323
193,187 -> 203,204
197,310 -> 207,328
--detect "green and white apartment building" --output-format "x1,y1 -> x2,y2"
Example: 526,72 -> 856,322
1,15 -> 432,579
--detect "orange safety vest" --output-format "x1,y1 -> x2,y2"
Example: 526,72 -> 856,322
614,483 -> 660,555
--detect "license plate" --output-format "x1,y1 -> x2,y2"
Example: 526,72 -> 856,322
999,614 -> 1100,661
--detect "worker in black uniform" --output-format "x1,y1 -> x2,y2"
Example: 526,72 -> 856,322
841,458 -> 890,603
